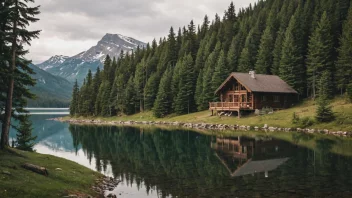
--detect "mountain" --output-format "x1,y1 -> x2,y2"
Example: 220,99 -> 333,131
27,64 -> 73,107
37,33 -> 146,83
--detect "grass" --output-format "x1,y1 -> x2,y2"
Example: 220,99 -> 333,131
0,148 -> 102,198
68,97 -> 352,132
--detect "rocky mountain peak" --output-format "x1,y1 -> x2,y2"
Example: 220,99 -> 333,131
37,33 -> 146,83
37,55 -> 69,71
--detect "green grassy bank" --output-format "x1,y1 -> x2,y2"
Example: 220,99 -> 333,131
0,149 -> 102,198
69,98 -> 352,132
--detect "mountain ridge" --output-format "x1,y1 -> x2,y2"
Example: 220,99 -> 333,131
37,33 -> 146,83
28,64 -> 73,107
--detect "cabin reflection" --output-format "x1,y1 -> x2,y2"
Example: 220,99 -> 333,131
211,136 -> 292,177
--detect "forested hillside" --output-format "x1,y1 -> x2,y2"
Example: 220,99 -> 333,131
71,0 -> 352,118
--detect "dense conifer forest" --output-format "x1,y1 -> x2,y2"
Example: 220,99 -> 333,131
71,0 -> 352,118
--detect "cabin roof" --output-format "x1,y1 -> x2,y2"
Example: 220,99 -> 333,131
215,72 -> 298,94
231,158 -> 290,177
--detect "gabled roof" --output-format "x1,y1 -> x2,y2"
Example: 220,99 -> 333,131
215,72 -> 298,94
231,158 -> 289,177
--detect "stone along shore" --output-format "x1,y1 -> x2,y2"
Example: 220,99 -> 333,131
50,117 -> 352,137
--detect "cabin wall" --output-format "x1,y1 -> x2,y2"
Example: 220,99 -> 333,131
253,93 -> 297,110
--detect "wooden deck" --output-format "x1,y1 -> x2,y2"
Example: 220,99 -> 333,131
209,102 -> 253,111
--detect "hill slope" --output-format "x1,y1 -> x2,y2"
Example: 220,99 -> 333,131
28,64 -> 73,107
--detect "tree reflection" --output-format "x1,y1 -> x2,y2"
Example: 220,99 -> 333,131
69,125 -> 352,198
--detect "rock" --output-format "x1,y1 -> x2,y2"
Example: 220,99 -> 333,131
263,124 -> 268,129
55,168 -> 62,171
106,193 -> 117,198
2,170 -> 11,175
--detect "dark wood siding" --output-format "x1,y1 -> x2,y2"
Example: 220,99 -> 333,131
253,93 -> 297,110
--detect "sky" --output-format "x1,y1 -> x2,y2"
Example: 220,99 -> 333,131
28,0 -> 257,64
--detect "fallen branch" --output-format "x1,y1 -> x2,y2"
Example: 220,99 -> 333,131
22,163 -> 49,176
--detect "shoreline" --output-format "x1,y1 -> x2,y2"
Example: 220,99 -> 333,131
51,117 -> 352,138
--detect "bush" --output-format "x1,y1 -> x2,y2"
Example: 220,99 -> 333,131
291,112 -> 300,124
292,113 -> 314,128
299,117 -> 315,128
16,115 -> 37,151
315,99 -> 335,123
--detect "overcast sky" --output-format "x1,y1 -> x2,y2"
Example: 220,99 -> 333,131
28,0 -> 256,64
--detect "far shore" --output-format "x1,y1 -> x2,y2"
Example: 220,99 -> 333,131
52,115 -> 352,138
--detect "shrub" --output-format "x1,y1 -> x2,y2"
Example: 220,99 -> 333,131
292,112 -> 300,124
299,117 -> 315,128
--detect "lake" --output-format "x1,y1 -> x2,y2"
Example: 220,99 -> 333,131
9,112 -> 352,198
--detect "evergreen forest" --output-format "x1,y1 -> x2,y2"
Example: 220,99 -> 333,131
71,0 -> 352,118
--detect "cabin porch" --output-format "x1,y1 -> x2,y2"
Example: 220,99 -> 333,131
209,90 -> 254,117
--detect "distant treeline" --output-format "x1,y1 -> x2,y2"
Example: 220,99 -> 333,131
70,0 -> 352,118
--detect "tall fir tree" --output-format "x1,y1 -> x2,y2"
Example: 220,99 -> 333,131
306,12 -> 335,98
154,67 -> 173,118
70,80 -> 79,116
175,54 -> 195,114
336,6 -> 352,93
211,50 -> 229,101
316,71 -> 335,122
255,27 -> 274,74
1,0 -> 40,149
279,15 -> 305,95
16,115 -> 36,151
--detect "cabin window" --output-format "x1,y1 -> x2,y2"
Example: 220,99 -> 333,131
274,95 -> 280,102
262,95 -> 267,102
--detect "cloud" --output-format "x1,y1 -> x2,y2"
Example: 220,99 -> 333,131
27,0 -> 256,64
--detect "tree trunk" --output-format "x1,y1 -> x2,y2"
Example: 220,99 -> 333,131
0,0 -> 18,150
22,163 -> 49,176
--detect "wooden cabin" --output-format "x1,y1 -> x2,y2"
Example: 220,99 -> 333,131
211,136 -> 292,177
209,71 -> 298,117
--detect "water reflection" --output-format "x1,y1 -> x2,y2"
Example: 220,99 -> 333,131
8,114 -> 352,197
211,136 -> 291,177
69,125 -> 352,198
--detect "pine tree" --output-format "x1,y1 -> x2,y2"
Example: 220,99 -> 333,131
238,27 -> 261,72
272,29 -> 284,75
307,12 -> 334,98
154,67 -> 173,118
91,67 -> 101,115
195,69 -> 204,111
175,54 -> 195,114
255,27 -> 274,74
279,15 -> 305,95
238,48 -> 252,72
336,6 -> 352,93
171,59 -> 183,110
124,76 -> 136,115
134,60 -> 146,112
211,50 -> 228,101
227,37 -> 237,71
1,0 -> 40,149
70,80 -> 79,116
16,115 -> 36,151
316,71 -> 335,122
144,73 -> 159,110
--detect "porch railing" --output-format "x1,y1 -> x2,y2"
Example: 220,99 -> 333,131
209,102 -> 253,109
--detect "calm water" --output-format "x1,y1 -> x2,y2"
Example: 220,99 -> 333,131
9,112 -> 352,198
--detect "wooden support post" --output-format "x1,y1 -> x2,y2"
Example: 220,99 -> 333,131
238,110 -> 241,118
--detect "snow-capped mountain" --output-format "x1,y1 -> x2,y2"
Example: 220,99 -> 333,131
37,33 -> 146,83
73,33 -> 146,62
37,55 -> 69,71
